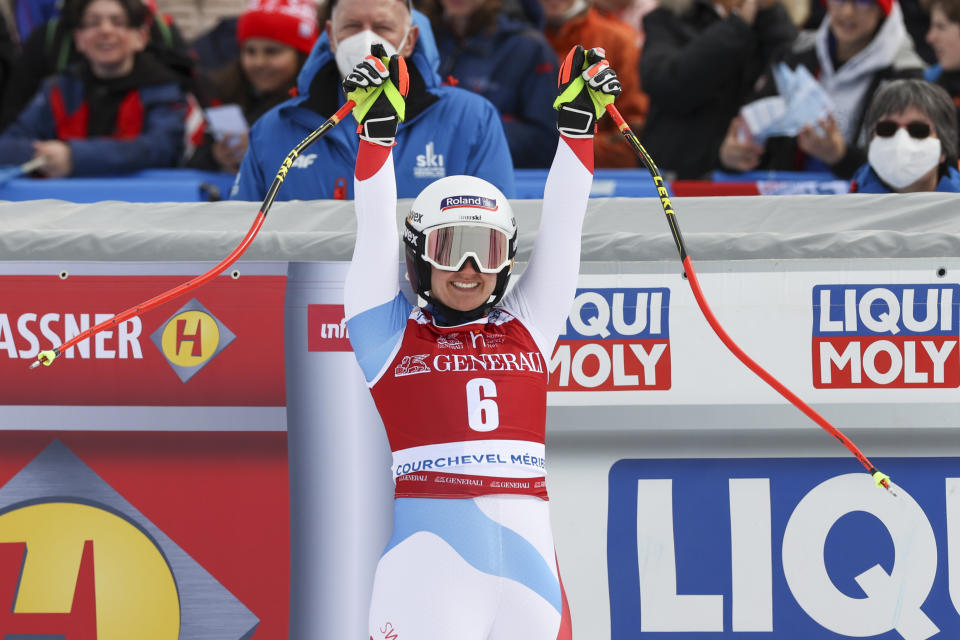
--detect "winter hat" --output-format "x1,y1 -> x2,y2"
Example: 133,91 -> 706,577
236,0 -> 319,54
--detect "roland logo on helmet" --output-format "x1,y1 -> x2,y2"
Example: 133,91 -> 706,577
440,195 -> 498,212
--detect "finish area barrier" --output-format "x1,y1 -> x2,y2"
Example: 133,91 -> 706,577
1,193 -> 959,639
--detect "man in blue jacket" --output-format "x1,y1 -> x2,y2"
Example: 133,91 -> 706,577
426,2 -> 559,168
231,0 -> 515,201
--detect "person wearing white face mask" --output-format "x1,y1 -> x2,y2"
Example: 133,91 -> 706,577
719,0 -> 926,179
851,78 -> 960,192
231,0 -> 515,201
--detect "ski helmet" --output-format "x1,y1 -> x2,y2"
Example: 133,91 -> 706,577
404,175 -> 517,319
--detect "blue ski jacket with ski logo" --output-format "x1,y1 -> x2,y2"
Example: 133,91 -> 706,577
231,10 -> 515,201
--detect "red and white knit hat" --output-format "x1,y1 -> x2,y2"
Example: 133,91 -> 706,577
874,0 -> 893,15
236,0 -> 319,54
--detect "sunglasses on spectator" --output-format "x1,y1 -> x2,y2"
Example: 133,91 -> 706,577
874,120 -> 933,139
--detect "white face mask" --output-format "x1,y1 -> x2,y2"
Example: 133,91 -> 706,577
332,27 -> 410,79
867,128 -> 942,190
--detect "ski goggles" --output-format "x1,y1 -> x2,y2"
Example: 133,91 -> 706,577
422,225 -> 512,273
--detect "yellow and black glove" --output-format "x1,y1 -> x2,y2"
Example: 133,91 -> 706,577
553,46 -> 621,137
342,43 -> 410,146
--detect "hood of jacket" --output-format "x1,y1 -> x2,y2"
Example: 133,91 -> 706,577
815,2 -> 922,82
295,8 -> 442,98
814,1 -> 923,140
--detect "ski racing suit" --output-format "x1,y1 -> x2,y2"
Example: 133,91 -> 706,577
344,132 -> 594,640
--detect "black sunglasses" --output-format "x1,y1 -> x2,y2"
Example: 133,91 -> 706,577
875,120 -> 932,139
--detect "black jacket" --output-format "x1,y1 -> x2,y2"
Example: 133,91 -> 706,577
640,0 -> 797,179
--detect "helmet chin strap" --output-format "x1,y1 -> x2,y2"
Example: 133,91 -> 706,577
424,299 -> 494,327
421,257 -> 488,325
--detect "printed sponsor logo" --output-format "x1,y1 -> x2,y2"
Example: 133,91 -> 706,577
307,304 -> 351,352
408,211 -> 423,224
394,452 -> 543,476
150,298 -> 235,382
379,621 -> 400,640
0,441 -> 257,638
291,153 -> 317,169
439,195 -> 498,212
0,275 -> 286,406
0,312 -> 142,362
549,288 -> 671,391
402,226 -> 418,245
467,329 -> 504,348
414,142 -> 445,179
608,457 -> 960,639
489,480 -> 532,489
395,354 -> 431,376
812,284 -> 959,388
432,351 -> 544,373
437,333 -> 464,349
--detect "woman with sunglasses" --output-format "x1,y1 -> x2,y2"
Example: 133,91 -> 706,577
851,78 -> 960,191
340,44 -> 620,639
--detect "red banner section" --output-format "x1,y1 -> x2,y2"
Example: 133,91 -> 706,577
0,431 -> 289,639
548,339 -> 671,391
0,275 -> 285,405
813,336 -> 960,388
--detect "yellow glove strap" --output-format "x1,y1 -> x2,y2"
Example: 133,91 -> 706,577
348,57 -> 406,124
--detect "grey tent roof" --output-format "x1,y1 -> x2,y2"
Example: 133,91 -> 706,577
1,192 -> 959,262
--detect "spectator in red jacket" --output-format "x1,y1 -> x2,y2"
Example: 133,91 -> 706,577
0,0 -> 186,176
0,0 -> 194,131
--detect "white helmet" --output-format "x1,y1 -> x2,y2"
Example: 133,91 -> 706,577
404,175 -> 517,319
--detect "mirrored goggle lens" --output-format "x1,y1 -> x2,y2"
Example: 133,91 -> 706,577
424,225 -> 510,272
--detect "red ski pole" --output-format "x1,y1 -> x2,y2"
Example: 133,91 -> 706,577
31,100 -> 356,370
605,103 -> 893,492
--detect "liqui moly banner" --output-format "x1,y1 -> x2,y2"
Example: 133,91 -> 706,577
548,287 -> 671,392
608,457 -> 960,639
813,284 -> 959,388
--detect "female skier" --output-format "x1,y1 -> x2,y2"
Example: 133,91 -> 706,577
342,43 -> 621,639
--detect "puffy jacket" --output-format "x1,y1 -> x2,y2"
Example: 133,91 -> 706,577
924,64 -> 960,154
0,8 -> 194,131
641,0 -> 796,178
231,10 -> 515,201
0,53 -> 186,174
850,163 -> 960,192
433,13 -> 559,168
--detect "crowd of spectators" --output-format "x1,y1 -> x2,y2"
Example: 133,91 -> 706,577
0,0 -> 958,194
